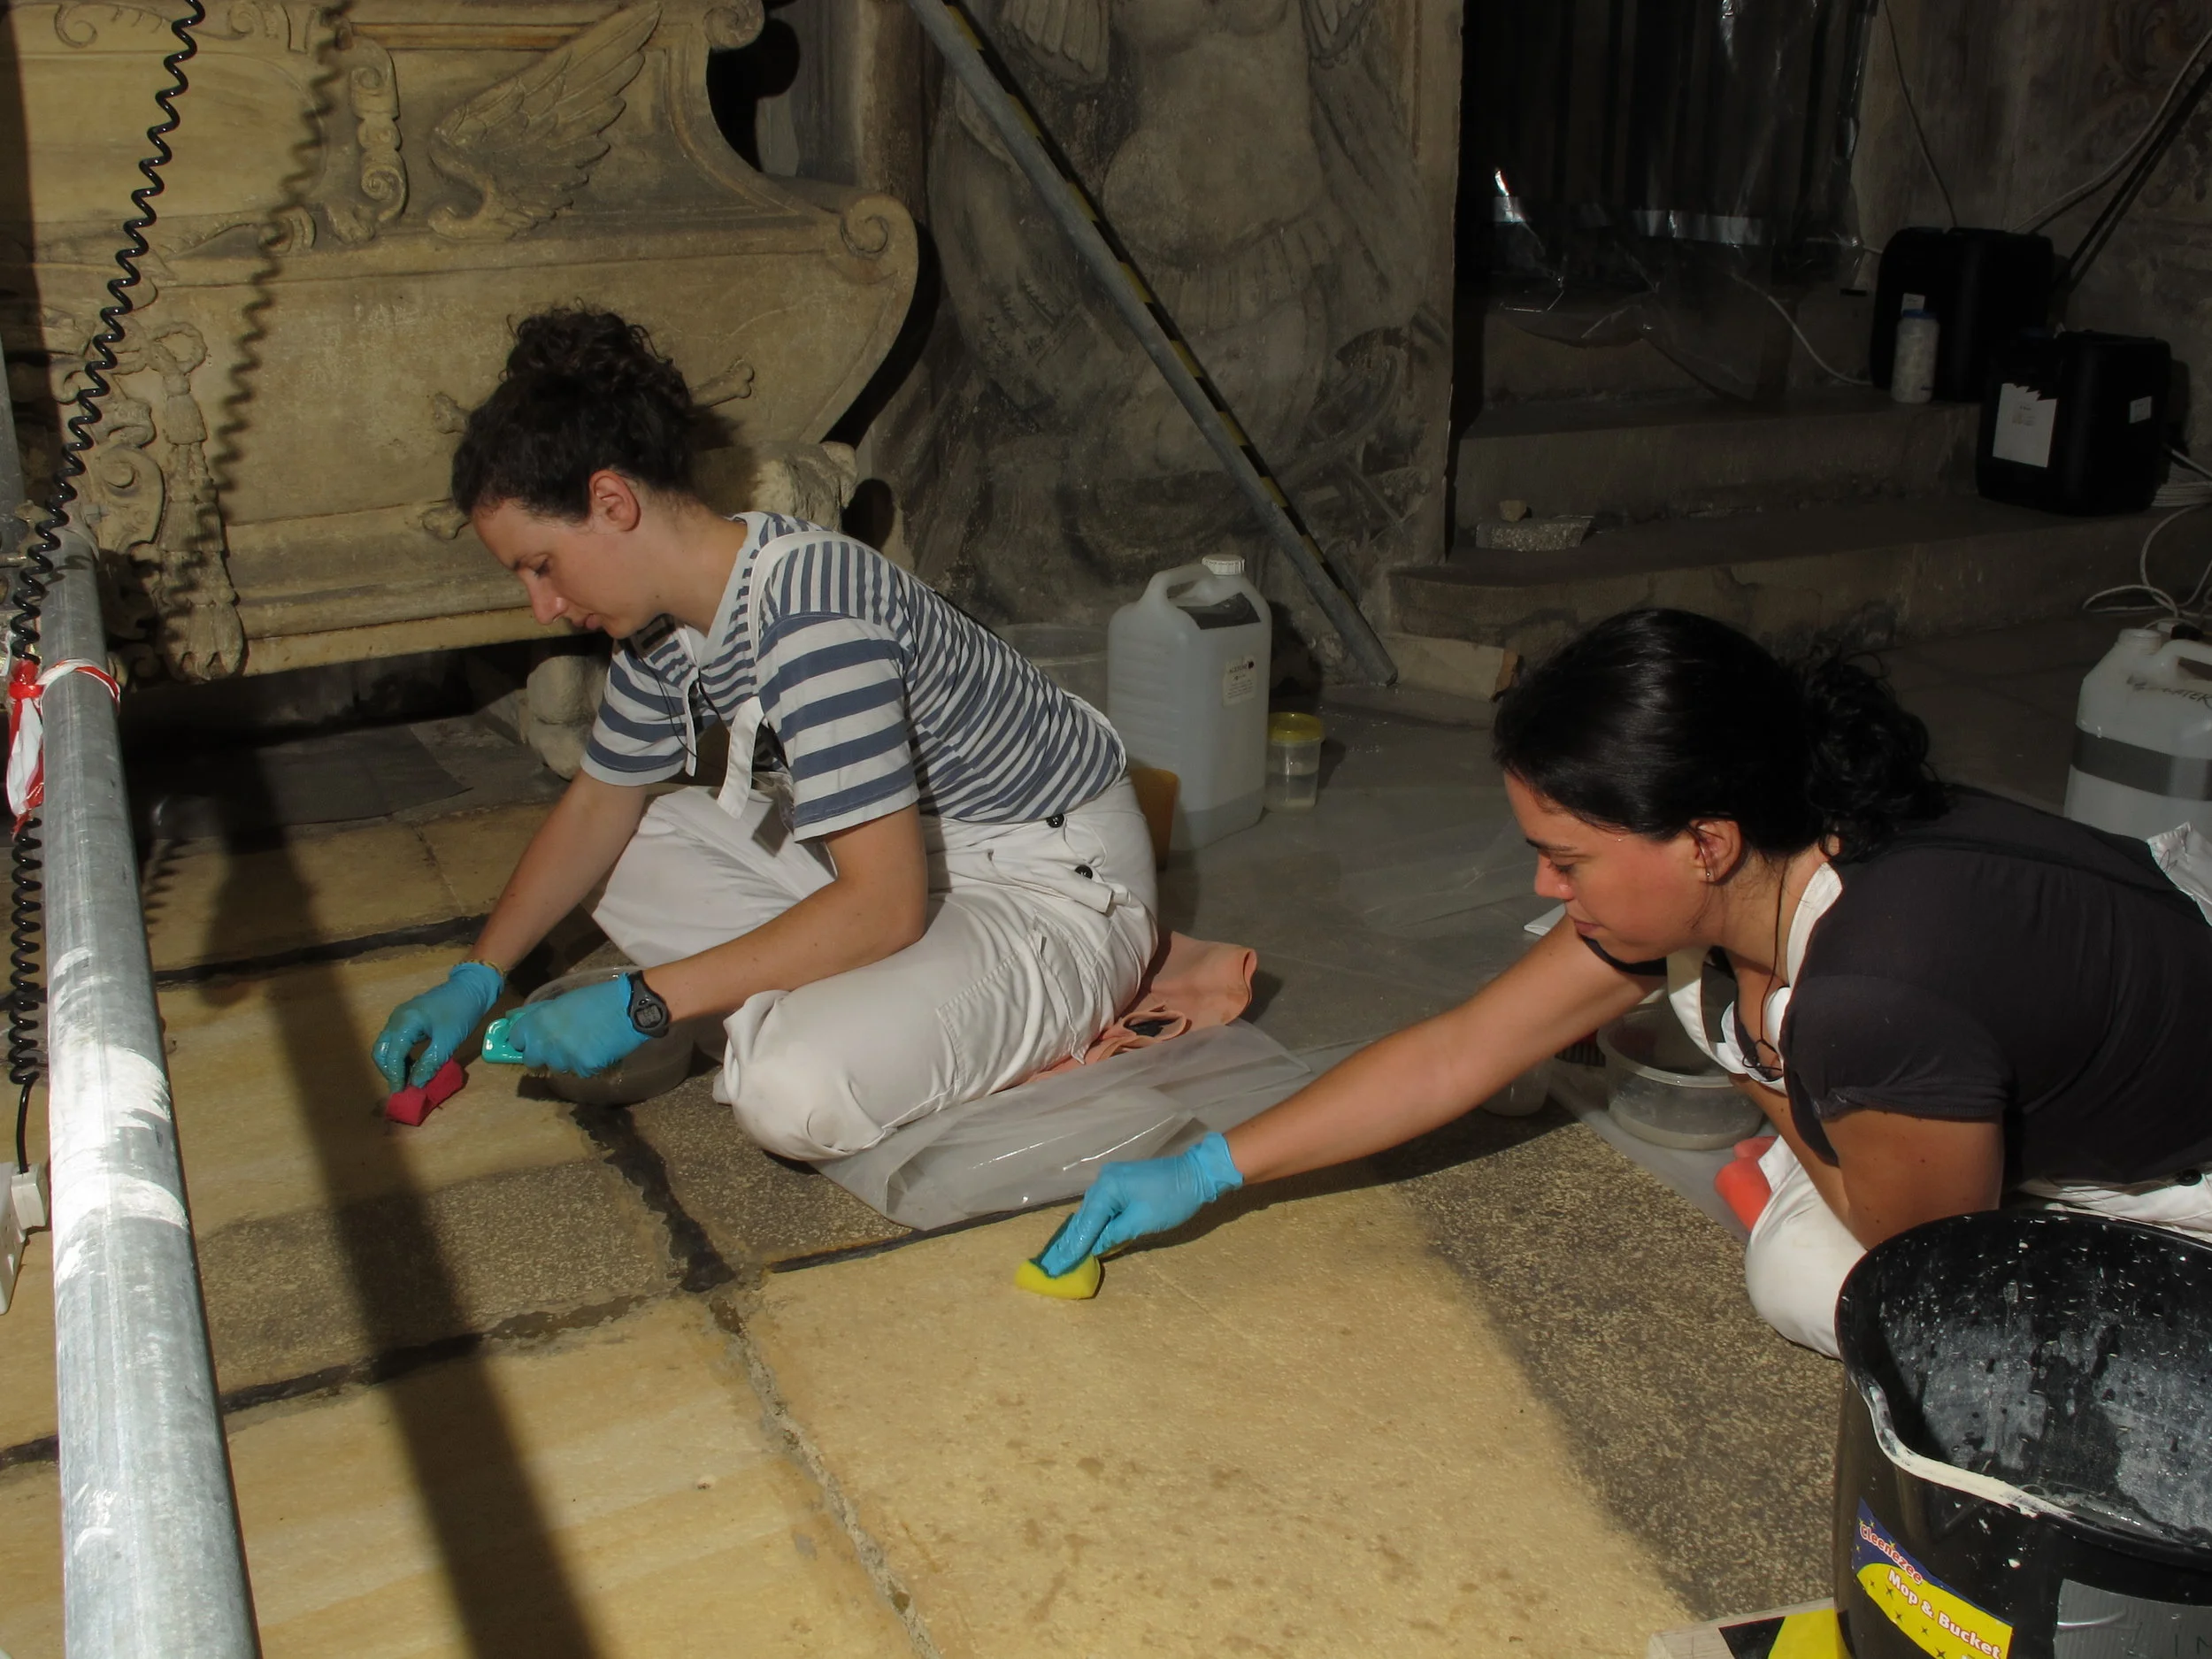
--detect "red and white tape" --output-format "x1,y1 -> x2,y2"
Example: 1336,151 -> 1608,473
7,656 -> 121,832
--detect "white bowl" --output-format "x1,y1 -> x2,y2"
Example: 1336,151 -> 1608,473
522,967 -> 699,1108
1597,1004 -> 1763,1150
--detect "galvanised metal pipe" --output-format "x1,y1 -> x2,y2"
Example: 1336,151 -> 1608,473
41,526 -> 259,1655
903,0 -> 1400,686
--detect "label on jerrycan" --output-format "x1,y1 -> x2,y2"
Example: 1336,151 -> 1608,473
1222,657 -> 1258,706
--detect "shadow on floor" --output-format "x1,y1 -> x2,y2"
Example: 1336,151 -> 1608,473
197,766 -> 602,1656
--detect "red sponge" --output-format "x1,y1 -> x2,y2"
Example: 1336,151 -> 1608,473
385,1058 -> 467,1127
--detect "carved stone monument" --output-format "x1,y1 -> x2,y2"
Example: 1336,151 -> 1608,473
2,0 -> 917,693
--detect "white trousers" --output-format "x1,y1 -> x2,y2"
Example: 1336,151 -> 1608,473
593,780 -> 1158,1161
1743,1135 -> 2212,1357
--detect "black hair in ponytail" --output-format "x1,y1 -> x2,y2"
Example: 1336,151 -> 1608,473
1492,609 -> 1947,863
449,307 -> 697,520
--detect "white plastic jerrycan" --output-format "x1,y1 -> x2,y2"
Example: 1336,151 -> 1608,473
2065,624 -> 2212,839
1108,555 -> 1271,850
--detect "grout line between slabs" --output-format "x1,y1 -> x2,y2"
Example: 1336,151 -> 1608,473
709,1295 -> 946,1659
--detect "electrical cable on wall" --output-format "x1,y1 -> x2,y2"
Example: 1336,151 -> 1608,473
1730,273 -> 1872,385
2055,46 -> 2212,297
2012,22 -> 2212,234
1883,0 -> 1958,229
6,1 -> 205,1172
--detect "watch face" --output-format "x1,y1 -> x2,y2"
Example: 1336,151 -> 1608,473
628,975 -> 672,1035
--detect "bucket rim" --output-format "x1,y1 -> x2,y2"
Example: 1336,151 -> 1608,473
1839,1210 -> 2212,1570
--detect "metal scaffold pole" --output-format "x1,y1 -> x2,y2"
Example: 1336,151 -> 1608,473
40,526 -> 260,1656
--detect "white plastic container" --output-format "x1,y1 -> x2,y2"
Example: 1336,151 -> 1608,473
2065,625 -> 2212,840
1264,712 -> 1324,811
1891,310 -> 1939,404
1108,555 -> 1271,849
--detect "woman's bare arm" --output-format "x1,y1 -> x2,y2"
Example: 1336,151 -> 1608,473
1737,1074 -> 2004,1247
643,805 -> 929,1021
472,772 -> 652,972
1821,1110 -> 2004,1246
1226,921 -> 1655,1183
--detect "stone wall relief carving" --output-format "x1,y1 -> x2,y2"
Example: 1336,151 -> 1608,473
42,1 -> 687,251
42,0 -> 338,254
2074,1 -> 2212,222
43,310 -> 245,681
921,0 -> 1440,650
319,22 -> 408,244
426,4 -> 662,242
11,0 -> 918,696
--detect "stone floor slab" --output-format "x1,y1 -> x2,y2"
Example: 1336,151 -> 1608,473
0,611 -> 2096,1657
1372,1110 -> 1839,1619
628,1075 -> 906,1271
1904,680 -> 2072,809
161,950 -> 592,1232
0,1464 -> 60,1657
749,1185 -> 1689,1658
197,1160 -> 674,1396
415,803 -> 554,918
0,1299 -> 916,1659
1244,951 -> 1469,1054
144,823 -> 460,973
0,1233 -> 55,1451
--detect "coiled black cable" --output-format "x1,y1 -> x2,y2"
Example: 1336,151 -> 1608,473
9,2 -> 204,1171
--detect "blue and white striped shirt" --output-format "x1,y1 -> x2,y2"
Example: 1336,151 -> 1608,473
580,515 -> 1125,837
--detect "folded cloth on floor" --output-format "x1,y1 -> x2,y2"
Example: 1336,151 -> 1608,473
1040,933 -> 1257,1075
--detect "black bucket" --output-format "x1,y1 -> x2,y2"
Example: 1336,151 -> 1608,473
1836,1211 -> 2212,1659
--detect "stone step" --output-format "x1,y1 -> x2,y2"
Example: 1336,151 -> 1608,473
1393,496 -> 2157,662
1454,386 -> 1978,533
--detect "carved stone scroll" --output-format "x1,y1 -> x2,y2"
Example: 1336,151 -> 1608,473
320,25 -> 409,244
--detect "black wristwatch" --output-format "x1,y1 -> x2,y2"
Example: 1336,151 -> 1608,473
626,972 -> 672,1038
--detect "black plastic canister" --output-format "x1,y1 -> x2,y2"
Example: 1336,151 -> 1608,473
1835,1212 -> 2212,1659
1974,332 -> 2171,516
1870,228 -> 2055,402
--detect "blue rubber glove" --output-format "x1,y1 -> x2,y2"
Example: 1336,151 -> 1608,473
373,961 -> 503,1091
1036,1132 -> 1244,1276
501,976 -> 649,1078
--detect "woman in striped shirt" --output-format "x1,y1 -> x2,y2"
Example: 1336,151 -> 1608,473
372,308 -> 1157,1160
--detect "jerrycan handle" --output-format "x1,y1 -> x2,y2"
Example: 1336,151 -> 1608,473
1141,563 -> 1212,608
2154,637 -> 2212,677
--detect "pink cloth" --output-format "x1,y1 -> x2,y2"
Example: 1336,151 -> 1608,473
1039,932 -> 1257,1076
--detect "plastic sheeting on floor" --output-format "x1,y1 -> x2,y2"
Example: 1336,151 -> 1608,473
817,1022 -> 1311,1231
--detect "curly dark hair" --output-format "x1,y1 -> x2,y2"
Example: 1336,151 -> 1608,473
449,307 -> 697,519
1493,609 -> 1948,864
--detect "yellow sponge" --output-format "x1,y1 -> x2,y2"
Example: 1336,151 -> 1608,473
1014,1253 -> 1102,1300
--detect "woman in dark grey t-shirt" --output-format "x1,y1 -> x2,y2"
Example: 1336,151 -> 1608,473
1033,607 -> 2212,1356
